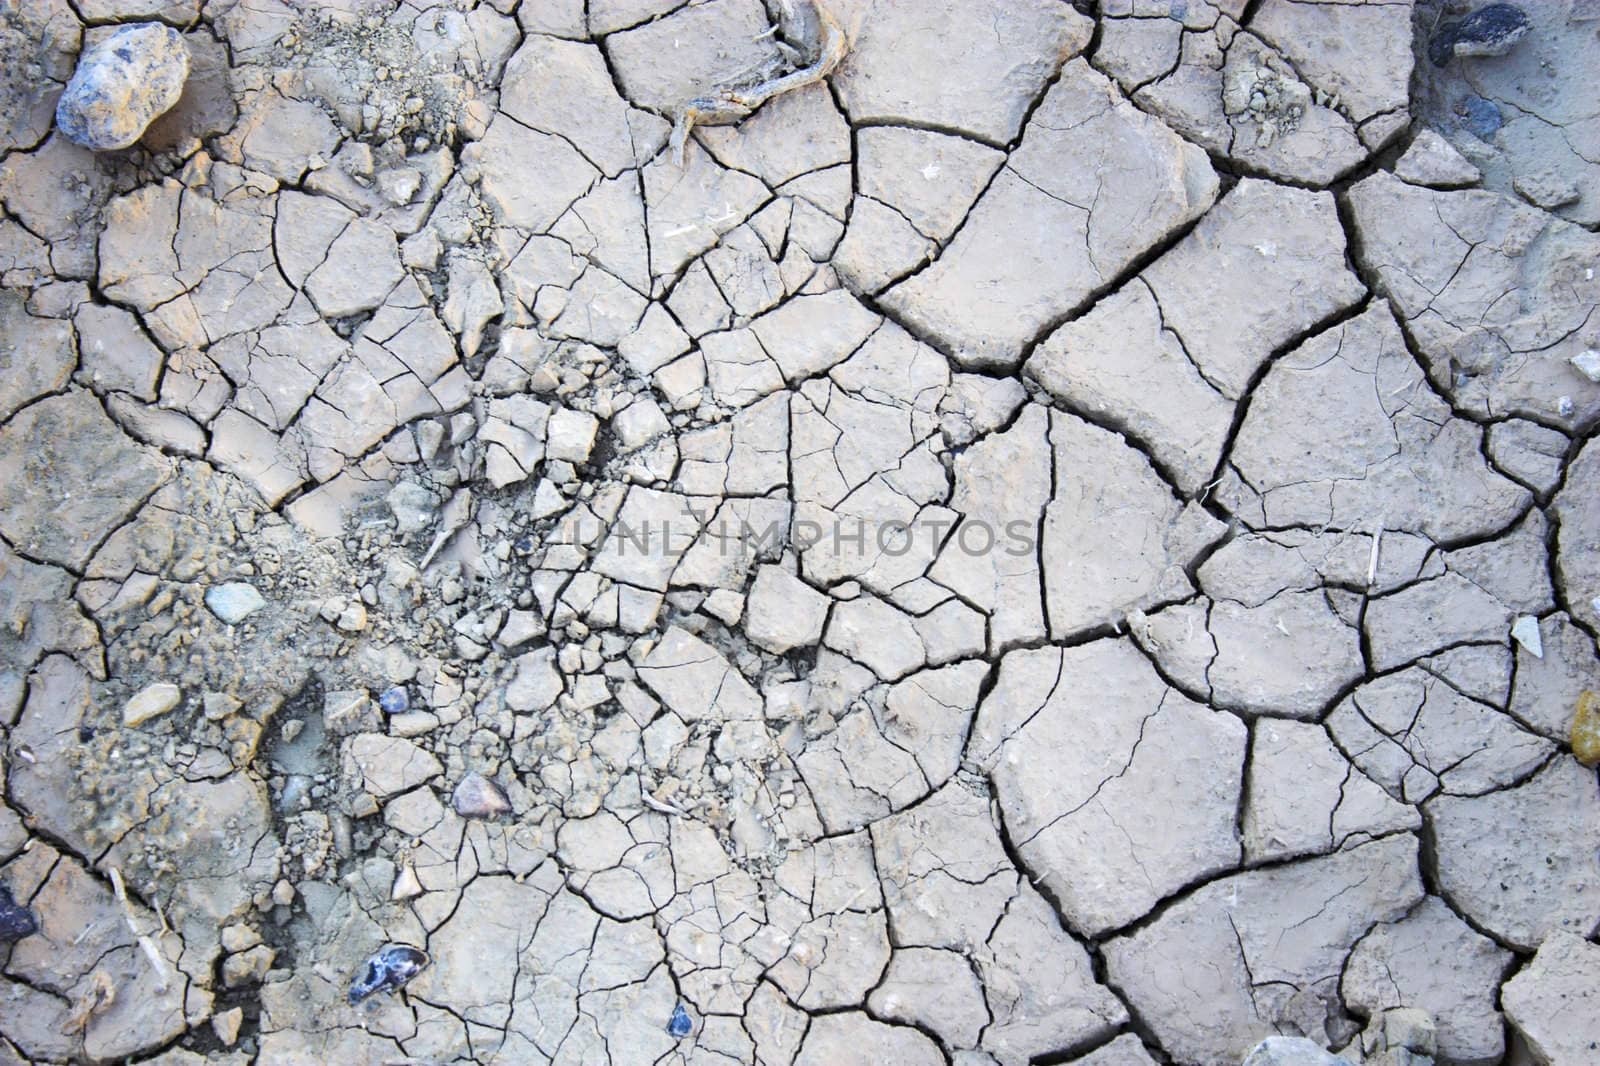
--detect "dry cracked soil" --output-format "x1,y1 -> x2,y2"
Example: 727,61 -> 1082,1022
0,0 -> 1598,1064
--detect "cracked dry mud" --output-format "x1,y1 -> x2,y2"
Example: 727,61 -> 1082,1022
1,1 -> 1598,1064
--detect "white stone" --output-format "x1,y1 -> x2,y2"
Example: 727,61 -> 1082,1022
204,583 -> 265,625
123,682 -> 181,727
1511,614 -> 1544,658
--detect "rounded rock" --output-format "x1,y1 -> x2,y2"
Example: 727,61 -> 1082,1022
56,23 -> 190,151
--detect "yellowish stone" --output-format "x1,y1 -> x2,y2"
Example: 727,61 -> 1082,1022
1572,690 -> 1600,767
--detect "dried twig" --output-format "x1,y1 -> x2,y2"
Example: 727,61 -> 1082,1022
108,867 -> 170,993
670,0 -> 850,164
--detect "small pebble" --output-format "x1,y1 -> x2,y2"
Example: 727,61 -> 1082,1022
1458,95 -> 1503,140
391,865 -> 423,901
336,600 -> 368,633
0,886 -> 38,942
124,682 -> 182,727
1510,615 -> 1543,659
1572,691 -> 1600,767
378,687 -> 410,714
349,944 -> 429,1005
1570,350 -> 1600,384
212,1006 -> 244,1047
451,771 -> 512,819
205,582 -> 266,625
667,1002 -> 693,1038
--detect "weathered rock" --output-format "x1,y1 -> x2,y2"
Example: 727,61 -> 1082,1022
1501,931 -> 1600,1066
56,23 -> 189,150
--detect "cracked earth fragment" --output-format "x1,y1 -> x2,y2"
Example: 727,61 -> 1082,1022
1,0 -> 1598,1063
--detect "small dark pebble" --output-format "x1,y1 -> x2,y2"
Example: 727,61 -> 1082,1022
1458,94 -> 1504,140
668,1002 -> 693,1038
0,886 -> 38,942
378,687 -> 410,714
348,944 -> 428,1004
1431,3 -> 1530,66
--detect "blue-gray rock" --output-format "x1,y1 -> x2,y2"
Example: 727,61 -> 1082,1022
348,945 -> 428,1004
56,23 -> 189,151
205,582 -> 266,625
1459,95 -> 1504,140
0,885 -> 38,942
378,687 -> 410,714
667,1002 -> 693,1038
